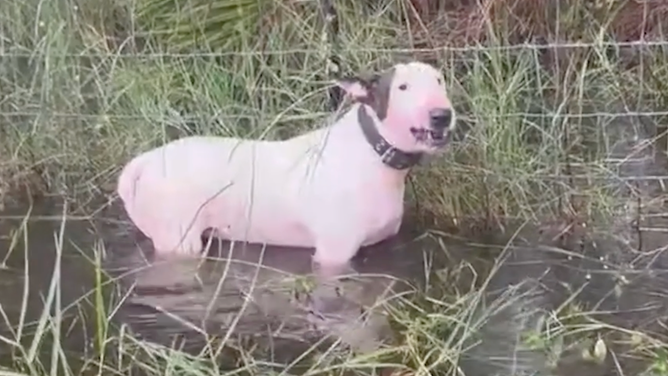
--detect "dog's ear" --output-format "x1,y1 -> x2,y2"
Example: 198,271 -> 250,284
367,73 -> 381,86
334,76 -> 374,101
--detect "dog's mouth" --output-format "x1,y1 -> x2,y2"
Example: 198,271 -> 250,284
410,127 -> 449,148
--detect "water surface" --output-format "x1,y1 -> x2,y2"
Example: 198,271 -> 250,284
2,195 -> 668,376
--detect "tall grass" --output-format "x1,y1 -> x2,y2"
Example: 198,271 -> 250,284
2,0 -> 665,224
3,0 -> 668,374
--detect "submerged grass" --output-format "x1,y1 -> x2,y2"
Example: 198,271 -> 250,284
0,207 -> 554,375
2,208 -> 668,376
3,0 -> 668,374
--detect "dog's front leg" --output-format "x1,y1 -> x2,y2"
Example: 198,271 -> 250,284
307,237 -> 361,325
312,237 -> 361,282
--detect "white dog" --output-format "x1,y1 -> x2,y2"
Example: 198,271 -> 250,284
117,61 -> 456,278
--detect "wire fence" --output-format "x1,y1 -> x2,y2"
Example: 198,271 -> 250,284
2,36 -> 668,236
2,39 -> 668,57
2,110 -> 668,120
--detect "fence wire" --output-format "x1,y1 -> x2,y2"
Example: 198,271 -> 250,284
2,38 -> 668,243
2,39 -> 668,57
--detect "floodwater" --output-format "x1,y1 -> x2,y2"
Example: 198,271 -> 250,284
0,194 -> 667,376
1,115 -> 668,376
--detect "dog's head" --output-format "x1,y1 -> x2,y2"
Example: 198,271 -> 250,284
336,61 -> 456,154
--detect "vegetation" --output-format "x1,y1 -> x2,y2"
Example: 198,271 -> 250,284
2,0 -> 668,374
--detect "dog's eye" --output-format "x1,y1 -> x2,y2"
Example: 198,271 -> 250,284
399,84 -> 408,91
437,78 -> 443,85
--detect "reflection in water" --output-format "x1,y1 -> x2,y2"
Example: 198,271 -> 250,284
1,196 -> 668,375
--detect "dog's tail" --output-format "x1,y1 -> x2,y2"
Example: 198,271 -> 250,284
117,153 -> 148,211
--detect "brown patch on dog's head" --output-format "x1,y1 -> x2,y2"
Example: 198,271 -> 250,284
334,67 -> 396,120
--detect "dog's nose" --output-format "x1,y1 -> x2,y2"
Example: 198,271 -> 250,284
429,108 -> 452,129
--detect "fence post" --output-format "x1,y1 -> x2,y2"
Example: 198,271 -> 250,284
320,0 -> 342,111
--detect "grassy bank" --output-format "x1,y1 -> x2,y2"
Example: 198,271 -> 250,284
2,0 -> 668,374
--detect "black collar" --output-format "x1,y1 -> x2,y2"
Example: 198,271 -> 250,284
357,105 -> 423,170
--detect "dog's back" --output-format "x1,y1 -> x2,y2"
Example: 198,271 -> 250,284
118,131 -> 334,252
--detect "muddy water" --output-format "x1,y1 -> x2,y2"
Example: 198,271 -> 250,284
1,196 -> 667,376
